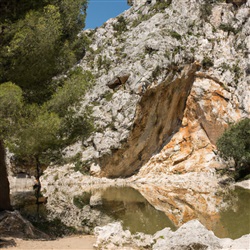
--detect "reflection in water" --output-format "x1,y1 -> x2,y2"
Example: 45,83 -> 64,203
217,188 -> 250,239
13,185 -> 250,238
94,187 -> 176,234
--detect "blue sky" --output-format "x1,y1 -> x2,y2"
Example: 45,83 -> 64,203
85,0 -> 130,29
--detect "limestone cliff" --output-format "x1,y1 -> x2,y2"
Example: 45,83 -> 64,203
40,0 -> 250,234
60,0 -> 249,178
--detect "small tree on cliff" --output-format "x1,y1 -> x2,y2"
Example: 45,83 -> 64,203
8,107 -> 61,206
0,82 -> 61,210
216,118 -> 250,179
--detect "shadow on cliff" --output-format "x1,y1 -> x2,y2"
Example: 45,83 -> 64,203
98,62 -> 200,178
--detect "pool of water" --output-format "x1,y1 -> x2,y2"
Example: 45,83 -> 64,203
216,187 -> 250,239
92,186 -> 177,234
15,185 -> 250,238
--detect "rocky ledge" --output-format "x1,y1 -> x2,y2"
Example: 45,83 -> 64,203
94,220 -> 250,250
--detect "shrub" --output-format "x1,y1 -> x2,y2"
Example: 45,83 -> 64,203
219,23 -> 238,34
151,0 -> 172,12
113,16 -> 128,36
202,56 -> 214,69
169,30 -> 182,40
152,65 -> 162,79
97,55 -> 112,72
47,67 -> 94,116
217,118 -> 250,180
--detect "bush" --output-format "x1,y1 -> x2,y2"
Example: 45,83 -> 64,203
113,16 -> 128,36
151,0 -> 172,12
47,67 -> 94,116
202,56 -> 214,69
169,30 -> 182,40
219,23 -> 238,35
216,118 -> 250,179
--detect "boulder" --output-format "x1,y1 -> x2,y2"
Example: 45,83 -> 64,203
226,0 -> 247,7
93,220 -> 250,250
0,239 -> 16,248
107,71 -> 130,89
0,210 -> 49,239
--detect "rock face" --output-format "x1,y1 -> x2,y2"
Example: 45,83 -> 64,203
99,63 -> 199,177
59,0 -> 250,179
39,0 -> 250,240
93,220 -> 250,250
0,210 -> 49,239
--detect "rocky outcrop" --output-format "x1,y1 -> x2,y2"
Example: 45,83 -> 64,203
38,0 -> 250,241
0,210 -> 49,239
41,167 -> 230,236
94,220 -> 250,250
107,71 -> 130,89
234,179 -> 250,189
137,76 -> 243,177
99,63 -> 199,177
0,239 -> 16,248
61,0 -> 249,179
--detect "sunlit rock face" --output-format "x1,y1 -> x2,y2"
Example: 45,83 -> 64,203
99,63 -> 199,177
41,0 -> 250,235
66,0 -> 249,178
137,77 -> 243,177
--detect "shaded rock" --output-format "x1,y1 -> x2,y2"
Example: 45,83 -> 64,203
0,210 -> 49,239
107,71 -> 130,89
0,239 -> 16,249
99,63 -> 199,178
226,0 -> 247,7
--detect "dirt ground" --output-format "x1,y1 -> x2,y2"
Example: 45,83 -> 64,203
2,235 -> 96,250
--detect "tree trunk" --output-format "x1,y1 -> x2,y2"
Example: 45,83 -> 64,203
0,140 -> 12,211
35,156 -> 41,215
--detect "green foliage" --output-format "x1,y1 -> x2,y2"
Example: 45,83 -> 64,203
152,65 -> 162,79
200,4 -> 213,21
0,0 -> 95,194
0,0 -> 88,103
219,23 -> 238,34
96,55 -> 112,72
57,0 -> 87,40
113,16 -> 128,36
103,91 -> 114,102
168,30 -> 182,40
47,68 -> 94,116
9,108 -> 61,164
0,82 -> 23,139
73,159 -> 91,175
217,119 -> 250,172
151,0 -> 172,12
60,109 -> 95,145
219,62 -> 242,83
131,13 -> 153,27
200,1 -> 226,21
46,68 -> 95,145
202,56 -> 214,69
